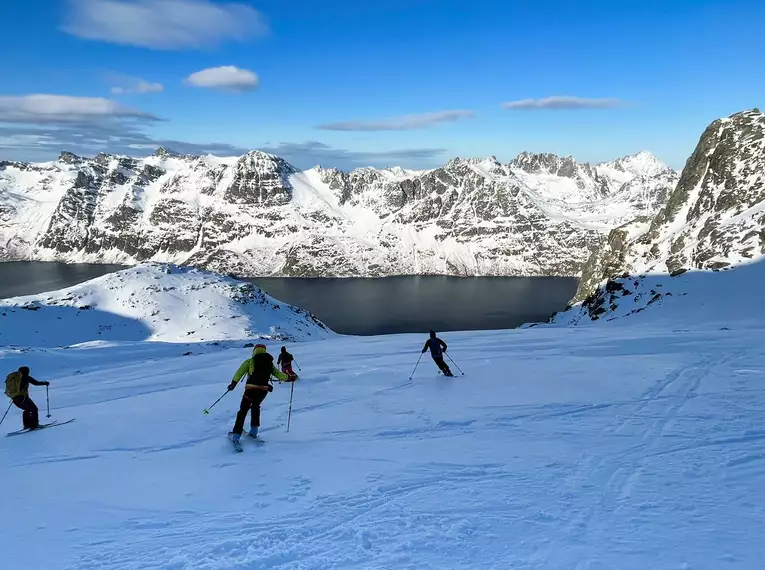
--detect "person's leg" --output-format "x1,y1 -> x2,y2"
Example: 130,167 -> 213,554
249,391 -> 268,435
232,395 -> 252,436
433,357 -> 452,375
13,396 -> 39,428
283,363 -> 296,380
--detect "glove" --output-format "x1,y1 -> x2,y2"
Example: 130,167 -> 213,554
421,349 -> 426,354
267,384 -> 274,392
43,381 -> 50,386
227,382 -> 236,391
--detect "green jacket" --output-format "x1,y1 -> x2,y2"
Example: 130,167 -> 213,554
231,345 -> 288,389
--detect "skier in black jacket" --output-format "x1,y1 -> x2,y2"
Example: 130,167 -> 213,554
422,330 -> 453,376
5,366 -> 49,430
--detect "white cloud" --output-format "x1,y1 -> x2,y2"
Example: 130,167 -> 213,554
61,0 -> 268,50
502,96 -> 623,110
185,66 -> 259,92
0,94 -> 159,123
317,110 -> 475,131
111,80 -> 164,95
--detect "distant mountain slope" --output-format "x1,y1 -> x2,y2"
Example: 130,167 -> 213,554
0,263 -> 332,346
0,148 -> 677,277
556,109 -> 765,323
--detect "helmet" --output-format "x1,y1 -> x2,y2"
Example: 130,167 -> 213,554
253,344 -> 267,355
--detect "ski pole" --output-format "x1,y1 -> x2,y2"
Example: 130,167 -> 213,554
203,390 -> 229,415
409,353 -> 423,379
446,353 -> 465,376
286,381 -> 295,433
0,400 -> 12,426
46,385 -> 51,418
293,360 -> 301,371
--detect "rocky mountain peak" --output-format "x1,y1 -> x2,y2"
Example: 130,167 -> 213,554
510,152 -> 586,178
154,146 -> 184,159
601,151 -> 670,178
569,108 -> 765,317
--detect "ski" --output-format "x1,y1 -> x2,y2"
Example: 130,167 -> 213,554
246,433 -> 266,444
6,418 -> 75,437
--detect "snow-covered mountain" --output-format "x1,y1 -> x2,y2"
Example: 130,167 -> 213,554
0,263 -> 332,346
0,148 -> 677,277
558,108 -> 765,323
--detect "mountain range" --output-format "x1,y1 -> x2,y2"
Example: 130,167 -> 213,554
0,147 -> 678,278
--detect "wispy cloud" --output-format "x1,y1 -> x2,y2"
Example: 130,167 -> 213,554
502,96 -> 623,110
61,0 -> 268,50
258,141 -> 447,170
317,110 -> 474,131
185,66 -> 259,92
0,123 -> 250,163
111,79 -> 164,95
0,94 -> 160,123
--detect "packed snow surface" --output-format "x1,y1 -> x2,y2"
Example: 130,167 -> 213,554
2,261 -> 765,569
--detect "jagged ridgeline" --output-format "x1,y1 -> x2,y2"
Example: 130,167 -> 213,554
567,109 -> 765,320
0,146 -> 677,278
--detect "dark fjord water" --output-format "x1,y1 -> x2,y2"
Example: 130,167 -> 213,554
0,262 -> 578,335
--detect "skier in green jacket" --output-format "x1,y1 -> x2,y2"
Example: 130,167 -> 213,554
227,344 -> 288,445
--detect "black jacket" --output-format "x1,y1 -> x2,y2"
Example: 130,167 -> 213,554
15,373 -> 45,398
422,337 -> 447,358
278,351 -> 293,366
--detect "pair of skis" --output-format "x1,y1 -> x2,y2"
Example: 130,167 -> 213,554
6,418 -> 76,437
228,431 -> 265,453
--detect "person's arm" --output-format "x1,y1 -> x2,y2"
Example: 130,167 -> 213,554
271,365 -> 288,382
27,376 -> 48,386
228,360 -> 249,390
439,338 -> 447,352
277,353 -> 283,365
422,340 -> 429,353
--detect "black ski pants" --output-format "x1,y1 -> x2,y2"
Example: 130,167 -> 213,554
232,390 -> 268,435
432,356 -> 451,374
12,396 -> 39,429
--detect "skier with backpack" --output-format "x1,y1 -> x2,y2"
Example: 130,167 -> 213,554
227,344 -> 288,449
5,366 -> 49,430
422,330 -> 453,376
277,346 -> 299,381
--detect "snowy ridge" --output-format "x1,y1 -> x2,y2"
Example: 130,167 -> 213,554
556,109 -> 765,323
0,148 -> 678,278
0,263 -> 331,347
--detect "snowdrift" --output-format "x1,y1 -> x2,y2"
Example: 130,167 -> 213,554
551,259 -> 765,329
0,263 -> 332,347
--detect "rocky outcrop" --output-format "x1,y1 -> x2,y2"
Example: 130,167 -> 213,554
568,109 -> 765,318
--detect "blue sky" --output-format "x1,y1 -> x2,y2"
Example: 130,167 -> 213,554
1,0 -> 763,170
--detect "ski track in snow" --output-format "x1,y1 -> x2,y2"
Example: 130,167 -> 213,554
1,327 -> 765,569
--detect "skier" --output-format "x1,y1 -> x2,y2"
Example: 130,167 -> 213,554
4,366 -> 49,430
277,346 -> 298,381
421,330 -> 453,376
227,344 -> 288,446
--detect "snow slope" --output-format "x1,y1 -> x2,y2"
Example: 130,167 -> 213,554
2,274 -> 765,568
0,148 -> 678,278
553,257 -> 765,328
0,263 -> 331,346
